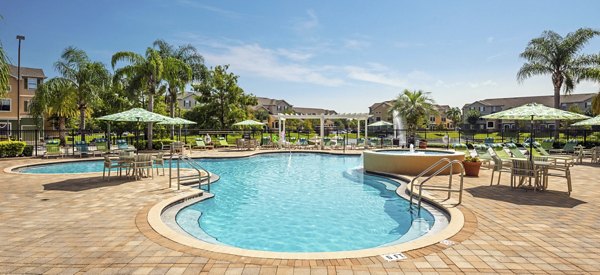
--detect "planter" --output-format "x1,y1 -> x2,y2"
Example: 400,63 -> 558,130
462,161 -> 482,177
419,140 -> 428,149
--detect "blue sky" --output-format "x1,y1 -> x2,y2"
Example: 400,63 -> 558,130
1,0 -> 600,113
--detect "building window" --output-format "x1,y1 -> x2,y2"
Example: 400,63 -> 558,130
184,100 -> 190,108
479,106 -> 485,112
24,100 -> 30,112
487,121 -> 494,129
0,122 -> 11,136
441,117 -> 446,122
0,99 -> 10,111
429,116 -> 435,122
469,107 -> 475,110
26,78 -> 38,90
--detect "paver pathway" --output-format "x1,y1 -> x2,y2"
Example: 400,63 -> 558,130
1,150 -> 599,274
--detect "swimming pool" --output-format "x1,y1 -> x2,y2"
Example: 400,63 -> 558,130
18,153 -> 438,253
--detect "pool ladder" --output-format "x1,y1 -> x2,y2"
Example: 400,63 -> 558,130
408,158 -> 465,211
168,152 -> 212,192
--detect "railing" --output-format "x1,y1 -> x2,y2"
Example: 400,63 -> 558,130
168,150 -> 211,192
408,158 -> 465,211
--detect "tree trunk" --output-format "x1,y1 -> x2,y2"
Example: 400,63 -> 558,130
170,90 -> 175,140
552,73 -> 563,139
147,95 -> 154,150
79,106 -> 86,142
58,117 -> 66,146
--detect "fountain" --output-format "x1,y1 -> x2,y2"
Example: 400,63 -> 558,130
409,143 -> 415,154
392,110 -> 406,146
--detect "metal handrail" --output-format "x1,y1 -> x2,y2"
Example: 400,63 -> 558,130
168,150 -> 211,192
409,158 -> 465,211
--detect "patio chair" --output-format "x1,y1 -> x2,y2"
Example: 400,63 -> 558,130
383,138 -> 393,148
490,154 -> 510,185
260,137 -> 275,149
116,139 -> 135,152
549,140 -> 578,154
323,137 -> 333,149
490,144 -> 512,163
483,137 -> 495,146
506,143 -> 527,159
44,140 -> 63,158
172,141 -> 189,154
533,156 -> 572,196
153,152 -> 165,176
103,155 -> 130,181
510,159 -> 542,190
540,139 -> 554,151
236,138 -> 246,150
131,154 -> 154,180
356,138 -> 365,149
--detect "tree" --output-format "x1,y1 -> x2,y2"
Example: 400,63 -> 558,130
190,65 -> 257,129
466,109 -> 480,128
30,78 -> 78,144
252,109 -> 270,122
112,48 -> 164,149
445,107 -> 462,129
390,89 -> 436,136
0,41 -> 9,97
54,47 -> 110,140
517,28 -> 600,131
592,92 -> 600,115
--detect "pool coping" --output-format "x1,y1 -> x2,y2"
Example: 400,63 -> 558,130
145,152 -> 466,260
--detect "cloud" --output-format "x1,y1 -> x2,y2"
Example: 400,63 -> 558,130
292,9 -> 319,32
201,43 -> 343,87
343,39 -> 371,50
175,0 -> 241,18
344,65 -> 407,87
394,41 -> 426,48
435,79 -> 498,88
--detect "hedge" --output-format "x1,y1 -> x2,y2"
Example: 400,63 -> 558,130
0,141 -> 27,157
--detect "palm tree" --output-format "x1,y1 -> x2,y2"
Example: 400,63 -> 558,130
0,41 -> 9,96
54,47 -> 110,140
517,28 -> 600,130
445,107 -> 462,129
30,78 -> 78,144
112,48 -> 164,149
390,89 -> 436,138
592,92 -> 600,116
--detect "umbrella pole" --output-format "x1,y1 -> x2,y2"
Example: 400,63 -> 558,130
530,116 -> 534,161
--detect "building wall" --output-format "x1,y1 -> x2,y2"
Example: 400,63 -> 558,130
370,104 -> 392,123
0,76 -> 41,130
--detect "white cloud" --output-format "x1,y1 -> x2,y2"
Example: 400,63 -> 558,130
394,41 -> 426,48
175,0 -> 241,18
202,43 -> 344,87
343,39 -> 371,50
293,9 -> 319,32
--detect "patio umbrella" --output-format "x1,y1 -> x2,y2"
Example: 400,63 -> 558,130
571,115 -> 600,126
157,117 -> 197,141
233,120 -> 265,138
367,121 -> 393,127
97,108 -> 171,150
481,102 -> 589,160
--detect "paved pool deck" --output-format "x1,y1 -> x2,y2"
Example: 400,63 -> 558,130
1,149 -> 599,274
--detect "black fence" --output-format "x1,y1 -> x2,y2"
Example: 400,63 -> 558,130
2,127 -> 599,157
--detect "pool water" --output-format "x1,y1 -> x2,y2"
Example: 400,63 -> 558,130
18,153 -> 435,252
377,150 -> 452,155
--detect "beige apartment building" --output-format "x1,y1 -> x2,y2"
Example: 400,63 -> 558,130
1,65 -> 46,137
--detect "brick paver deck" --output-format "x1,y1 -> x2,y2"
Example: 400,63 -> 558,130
1,150 -> 599,274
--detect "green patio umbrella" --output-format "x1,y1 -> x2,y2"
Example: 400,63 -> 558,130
571,115 -> 600,126
367,121 -> 393,127
232,119 -> 266,126
97,108 -> 171,150
157,117 -> 197,141
481,102 -> 589,160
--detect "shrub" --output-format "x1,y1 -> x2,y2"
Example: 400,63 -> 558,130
22,145 -> 33,156
0,141 -> 27,157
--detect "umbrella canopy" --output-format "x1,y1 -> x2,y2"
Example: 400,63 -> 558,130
571,115 -> 600,126
157,117 -> 197,125
481,103 -> 590,121
233,120 -> 265,126
481,102 -> 589,161
97,108 -> 171,122
367,121 -> 393,127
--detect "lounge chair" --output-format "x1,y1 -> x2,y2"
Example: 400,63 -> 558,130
473,144 -> 492,167
44,140 -> 63,158
549,140 -> 578,154
116,139 -> 135,153
483,137 -> 495,146
506,143 -> 527,159
75,141 -> 94,158
452,143 -> 471,156
540,139 -> 554,150
192,138 -> 212,150
524,142 -> 574,166
355,138 -> 365,149
215,137 -> 235,148
93,138 -> 110,156
490,143 -> 512,163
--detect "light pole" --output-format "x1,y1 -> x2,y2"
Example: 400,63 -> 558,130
16,35 -> 25,140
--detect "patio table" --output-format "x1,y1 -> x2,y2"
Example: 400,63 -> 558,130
510,158 -> 551,191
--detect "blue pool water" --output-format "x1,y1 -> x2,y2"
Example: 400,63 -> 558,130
18,153 -> 435,252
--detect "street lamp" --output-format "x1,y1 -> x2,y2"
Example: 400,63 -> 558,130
16,35 -> 25,140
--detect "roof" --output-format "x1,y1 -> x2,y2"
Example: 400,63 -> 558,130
8,65 -> 46,79
466,93 -> 596,109
178,91 -> 196,100
255,97 -> 292,107
292,107 -> 337,115
369,100 -> 394,110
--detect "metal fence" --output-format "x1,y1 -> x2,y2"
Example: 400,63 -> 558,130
2,127 -> 599,157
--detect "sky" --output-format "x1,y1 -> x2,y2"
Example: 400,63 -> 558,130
1,0 -> 600,113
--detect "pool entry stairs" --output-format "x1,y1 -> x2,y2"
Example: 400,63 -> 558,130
409,158 -> 465,211
168,153 -> 212,192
